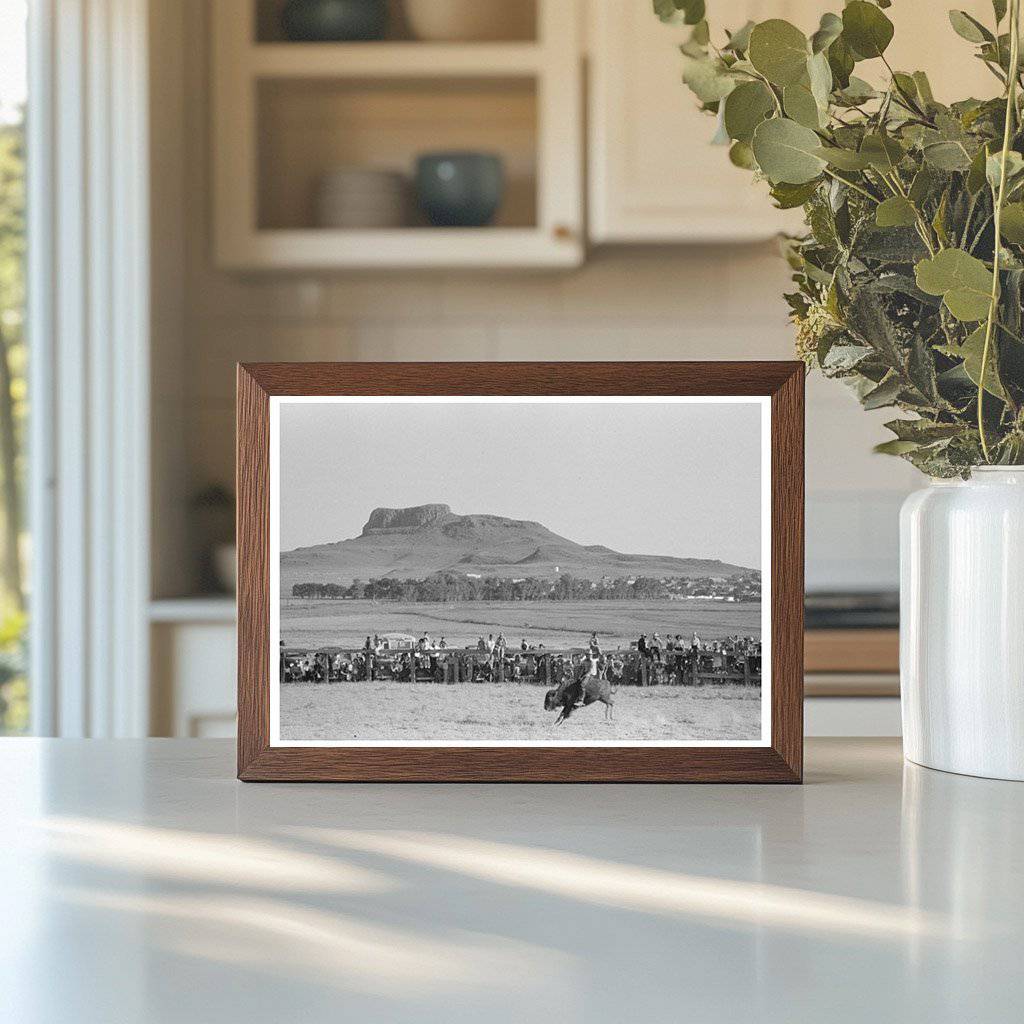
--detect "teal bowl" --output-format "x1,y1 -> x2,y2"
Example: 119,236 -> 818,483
415,152 -> 505,228
281,0 -> 388,42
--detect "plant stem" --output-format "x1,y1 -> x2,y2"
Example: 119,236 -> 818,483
880,54 -> 930,120
873,167 -> 937,254
750,69 -> 783,116
979,0 -> 1021,463
821,167 -> 879,203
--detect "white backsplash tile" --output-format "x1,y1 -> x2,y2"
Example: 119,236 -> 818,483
182,248 -> 919,591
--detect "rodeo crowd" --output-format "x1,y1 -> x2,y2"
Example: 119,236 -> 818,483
280,629 -> 761,686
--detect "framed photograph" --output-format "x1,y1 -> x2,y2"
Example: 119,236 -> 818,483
237,362 -> 804,782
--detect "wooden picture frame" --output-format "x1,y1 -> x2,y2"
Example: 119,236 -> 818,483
237,362 -> 804,782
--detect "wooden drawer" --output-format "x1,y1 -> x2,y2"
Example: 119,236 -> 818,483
804,629 -> 900,698
805,629 -> 899,674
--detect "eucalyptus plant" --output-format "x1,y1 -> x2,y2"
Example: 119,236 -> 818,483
659,0 -> 1024,475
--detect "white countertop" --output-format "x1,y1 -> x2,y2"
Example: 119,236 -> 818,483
1,738 -> 1021,1023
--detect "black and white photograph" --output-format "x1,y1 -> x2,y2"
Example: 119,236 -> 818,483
270,396 -> 770,746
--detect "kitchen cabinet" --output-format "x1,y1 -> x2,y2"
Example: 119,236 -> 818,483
587,1 -> 811,243
587,0 -> 999,244
211,0 -> 583,269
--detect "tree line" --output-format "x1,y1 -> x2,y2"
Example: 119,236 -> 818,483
291,572 -> 757,603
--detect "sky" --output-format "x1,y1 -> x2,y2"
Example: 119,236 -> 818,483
278,398 -> 764,569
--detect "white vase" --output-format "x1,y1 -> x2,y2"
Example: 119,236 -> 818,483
900,467 -> 1024,780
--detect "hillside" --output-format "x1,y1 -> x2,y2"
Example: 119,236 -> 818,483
281,504 -> 752,594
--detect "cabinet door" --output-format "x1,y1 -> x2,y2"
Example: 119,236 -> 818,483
588,1 -> 814,243
588,0 -> 998,244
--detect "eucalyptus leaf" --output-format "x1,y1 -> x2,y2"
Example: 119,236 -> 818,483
836,76 -> 878,105
827,35 -> 855,89
728,140 -> 758,170
724,81 -> 775,143
748,19 -> 810,87
694,19 -> 710,44
815,146 -> 872,171
685,0 -> 705,25
875,196 -> 918,228
862,375 -> 902,409
724,20 -> 755,53
770,179 -> 820,209
854,226 -> 929,263
653,0 -> 704,25
860,133 -> 906,172
653,0 -> 677,24
909,165 -> 937,205
680,0 -> 705,26
752,117 -> 827,184
810,12 -> 843,54
842,1 -> 895,60
915,249 -> 994,321
822,342 -> 874,373
681,55 -> 737,103
923,141 -> 973,171
874,439 -> 921,455
912,71 -> 935,105
986,150 -> 1024,190
783,83 -> 822,129
1000,202 -> 1024,242
847,285 -> 910,371
948,10 -> 993,44
807,51 -> 833,110
932,190 -> 951,246
884,419 -> 963,443
892,72 -> 920,100
967,143 -> 993,193
908,335 -> 941,402
958,324 -> 1007,398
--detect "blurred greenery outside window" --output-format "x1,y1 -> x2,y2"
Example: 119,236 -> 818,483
0,2 -> 28,734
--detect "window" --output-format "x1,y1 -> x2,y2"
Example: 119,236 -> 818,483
0,0 -> 28,734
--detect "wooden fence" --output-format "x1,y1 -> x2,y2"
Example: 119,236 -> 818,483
281,646 -> 761,688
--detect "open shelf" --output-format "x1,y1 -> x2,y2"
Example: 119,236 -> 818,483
257,76 -> 537,232
249,42 -> 544,78
213,0 -> 581,268
254,0 -> 538,45
221,227 -> 578,269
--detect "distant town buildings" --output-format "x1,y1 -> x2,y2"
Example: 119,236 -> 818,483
291,569 -> 761,603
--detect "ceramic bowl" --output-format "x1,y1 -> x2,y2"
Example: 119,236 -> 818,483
281,0 -> 388,42
315,168 -> 409,228
415,152 -> 505,228
403,0 -> 534,42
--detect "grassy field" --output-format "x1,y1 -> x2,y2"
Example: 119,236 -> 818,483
279,680 -> 762,743
279,598 -> 761,650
